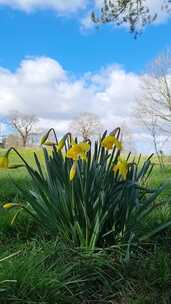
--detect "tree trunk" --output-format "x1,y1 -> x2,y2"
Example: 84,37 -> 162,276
22,136 -> 27,147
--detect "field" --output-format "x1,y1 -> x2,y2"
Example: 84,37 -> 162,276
1,148 -> 171,304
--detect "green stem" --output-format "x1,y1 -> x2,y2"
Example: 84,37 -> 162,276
51,128 -> 58,144
7,147 -> 29,167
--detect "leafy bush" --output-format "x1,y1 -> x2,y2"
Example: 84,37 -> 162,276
2,128 -> 171,250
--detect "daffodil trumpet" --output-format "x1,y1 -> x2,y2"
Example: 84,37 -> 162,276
101,134 -> 122,151
66,141 -> 90,181
66,142 -> 90,161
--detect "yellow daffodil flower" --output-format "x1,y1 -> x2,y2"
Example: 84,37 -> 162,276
101,135 -> 122,150
66,145 -> 81,160
0,155 -> 8,169
69,161 -> 77,181
66,142 -> 90,161
113,158 -> 128,180
67,142 -> 90,181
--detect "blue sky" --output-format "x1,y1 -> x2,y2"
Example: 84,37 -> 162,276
0,5 -> 171,74
0,0 -> 171,152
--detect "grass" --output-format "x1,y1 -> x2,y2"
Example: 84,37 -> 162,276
0,148 -> 171,303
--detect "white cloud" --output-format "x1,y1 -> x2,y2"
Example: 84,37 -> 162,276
0,0 -> 86,13
0,56 -> 171,153
146,0 -> 171,24
0,56 -> 144,149
0,0 -> 170,26
0,0 -> 170,31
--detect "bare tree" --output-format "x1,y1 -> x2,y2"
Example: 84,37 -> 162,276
92,0 -> 171,37
69,112 -> 103,141
135,48 -> 171,164
7,111 -> 38,147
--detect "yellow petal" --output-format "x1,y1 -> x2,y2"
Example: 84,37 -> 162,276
112,137 -> 122,150
101,135 -> 122,150
66,142 -> 90,161
79,142 -> 90,153
112,163 -> 119,173
112,158 -> 128,180
69,161 -> 77,181
101,135 -> 115,150
66,145 -> 81,160
80,152 -> 87,161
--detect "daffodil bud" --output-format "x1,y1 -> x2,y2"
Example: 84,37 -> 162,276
3,203 -> 19,209
57,133 -> 72,151
40,130 -> 51,145
69,161 -> 77,181
44,141 -> 56,146
0,155 -> 8,169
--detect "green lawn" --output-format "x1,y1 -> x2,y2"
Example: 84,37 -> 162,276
0,148 -> 171,304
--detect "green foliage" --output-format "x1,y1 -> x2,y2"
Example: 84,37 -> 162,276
11,131 -> 170,250
0,240 -> 171,304
1,149 -> 171,303
0,240 -> 124,304
0,148 -> 43,203
125,247 -> 171,304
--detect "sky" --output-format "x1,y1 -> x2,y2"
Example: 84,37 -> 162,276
0,0 -> 171,152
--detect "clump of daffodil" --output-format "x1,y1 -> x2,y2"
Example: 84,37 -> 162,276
113,157 -> 128,180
